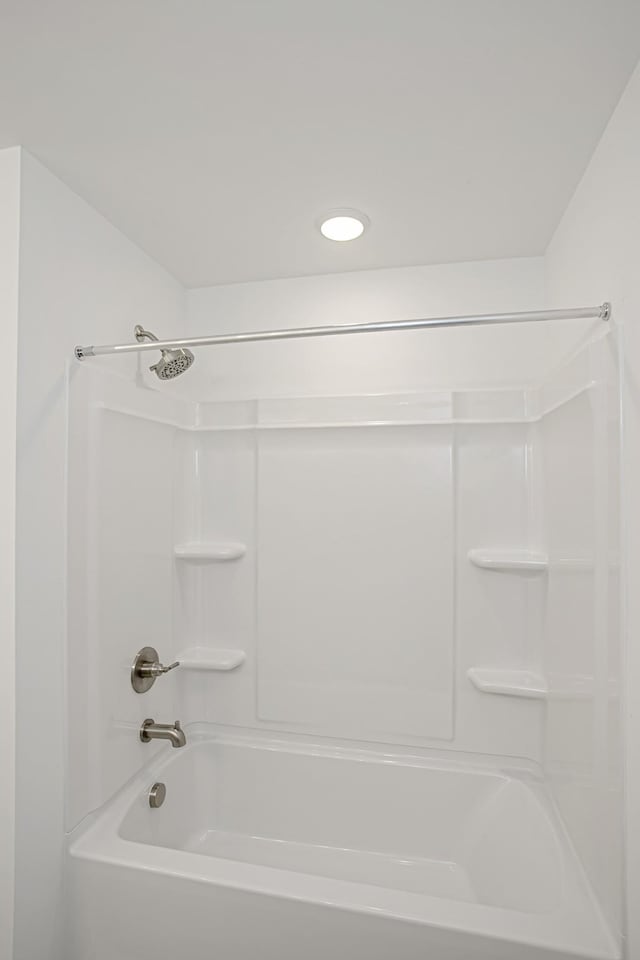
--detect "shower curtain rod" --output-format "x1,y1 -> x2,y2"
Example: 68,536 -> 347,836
74,302 -> 610,360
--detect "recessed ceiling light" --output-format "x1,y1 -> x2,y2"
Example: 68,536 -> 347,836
319,209 -> 369,242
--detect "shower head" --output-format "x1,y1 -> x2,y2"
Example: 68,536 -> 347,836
134,325 -> 195,380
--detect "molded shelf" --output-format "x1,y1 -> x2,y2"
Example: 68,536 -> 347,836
176,647 -> 246,671
467,667 -> 548,699
467,548 -> 548,573
174,542 -> 246,561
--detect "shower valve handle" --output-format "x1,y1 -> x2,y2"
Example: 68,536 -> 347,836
131,646 -> 180,693
143,659 -> 180,677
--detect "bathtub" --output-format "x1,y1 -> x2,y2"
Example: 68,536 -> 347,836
67,733 -> 617,960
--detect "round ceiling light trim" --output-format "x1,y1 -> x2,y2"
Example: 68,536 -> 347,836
318,209 -> 369,242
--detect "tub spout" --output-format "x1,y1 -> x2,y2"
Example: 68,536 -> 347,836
140,719 -> 186,748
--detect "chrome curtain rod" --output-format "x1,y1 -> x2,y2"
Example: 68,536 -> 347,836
74,303 -> 610,361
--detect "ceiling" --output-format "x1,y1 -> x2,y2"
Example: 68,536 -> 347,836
1,1 -> 639,287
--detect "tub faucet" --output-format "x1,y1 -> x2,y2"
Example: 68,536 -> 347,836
139,718 -> 186,748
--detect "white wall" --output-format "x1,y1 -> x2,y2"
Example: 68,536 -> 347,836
544,59 -> 640,959
0,146 -> 20,960
185,257 -> 551,401
13,150 -> 186,960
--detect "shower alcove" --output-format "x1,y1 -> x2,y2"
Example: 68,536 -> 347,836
65,313 -> 621,960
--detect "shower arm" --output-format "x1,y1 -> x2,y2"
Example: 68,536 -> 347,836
74,303 -> 611,361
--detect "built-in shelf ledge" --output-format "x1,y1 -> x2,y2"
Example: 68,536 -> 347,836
467,548 -> 548,573
467,667 -> 548,699
176,647 -> 246,671
174,542 -> 246,561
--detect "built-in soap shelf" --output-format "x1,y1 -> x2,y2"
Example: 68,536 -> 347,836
174,542 -> 246,561
176,647 -> 246,671
468,548 -> 548,573
467,667 -> 548,699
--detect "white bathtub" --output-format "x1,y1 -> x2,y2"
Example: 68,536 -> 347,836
67,734 -> 617,960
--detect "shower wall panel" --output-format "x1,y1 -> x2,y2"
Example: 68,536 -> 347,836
256,425 -> 454,741
68,362 -> 622,831
454,422 -> 543,760
176,393 -> 542,761
540,334 -> 621,938
66,366 -> 190,829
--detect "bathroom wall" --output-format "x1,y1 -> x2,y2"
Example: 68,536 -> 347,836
544,58 -> 640,957
184,257 -> 552,401
14,150 -> 186,960
0,145 -> 20,960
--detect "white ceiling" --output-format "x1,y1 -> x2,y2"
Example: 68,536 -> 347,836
1,1 -> 639,287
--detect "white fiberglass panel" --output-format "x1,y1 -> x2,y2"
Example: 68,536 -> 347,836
255,426 -> 454,740
66,365 -> 189,828
541,352 -> 622,939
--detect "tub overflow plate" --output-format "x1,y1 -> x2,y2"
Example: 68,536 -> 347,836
148,782 -> 166,809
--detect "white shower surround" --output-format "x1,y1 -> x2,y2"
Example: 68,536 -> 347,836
65,314 -> 620,959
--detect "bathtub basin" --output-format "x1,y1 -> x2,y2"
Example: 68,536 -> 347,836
67,733 -> 617,960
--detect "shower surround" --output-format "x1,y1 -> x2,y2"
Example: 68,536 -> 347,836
65,317 -> 621,959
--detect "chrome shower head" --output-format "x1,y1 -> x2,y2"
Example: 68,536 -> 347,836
134,325 -> 195,380
151,348 -> 195,380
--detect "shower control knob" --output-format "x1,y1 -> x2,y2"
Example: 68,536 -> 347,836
145,659 -> 180,677
131,646 -> 181,694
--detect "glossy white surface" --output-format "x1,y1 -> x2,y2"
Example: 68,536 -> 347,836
467,668 -> 548,699
174,542 -> 247,561
540,340 -> 621,940
66,366 -> 183,830
256,424 -> 454,740
67,735 -> 617,960
67,335 -> 618,825
176,647 -> 246,671
468,549 -> 548,573
175,399 -> 545,761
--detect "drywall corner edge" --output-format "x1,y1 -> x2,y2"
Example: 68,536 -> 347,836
0,144 -> 21,960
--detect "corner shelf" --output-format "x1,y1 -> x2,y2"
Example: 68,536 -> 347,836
468,548 -> 548,573
176,647 -> 246,671
174,542 -> 246,561
467,667 -> 548,699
